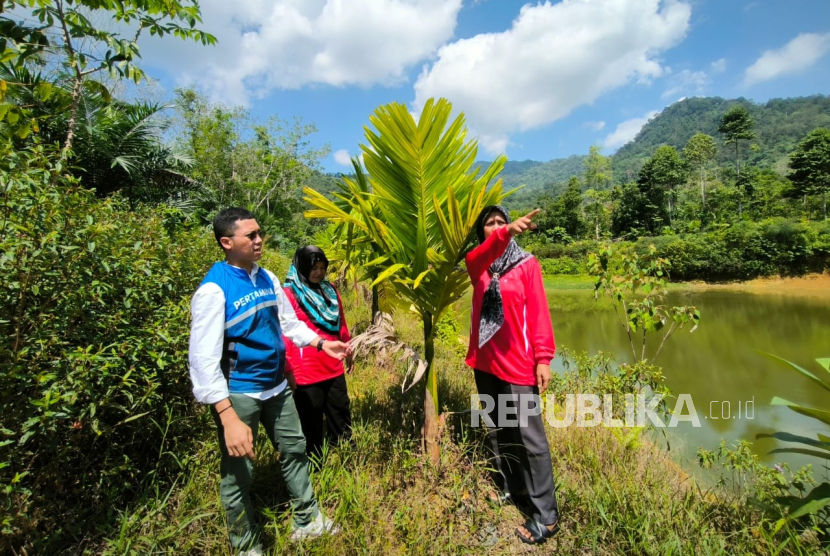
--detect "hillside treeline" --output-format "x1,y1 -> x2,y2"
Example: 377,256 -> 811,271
509,100 -> 830,281
498,95 -> 830,207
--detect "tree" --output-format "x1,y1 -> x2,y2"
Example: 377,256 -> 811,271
174,88 -> 238,207
0,61 -> 194,205
610,182 -> 646,238
1,0 -> 215,151
541,176 -> 585,239
747,169 -> 791,219
583,187 -> 612,239
173,89 -> 328,228
626,147 -> 682,234
647,145 -> 687,226
718,105 -> 755,180
683,133 -> 717,205
789,128 -> 830,221
77,99 -> 194,207
304,99 -> 506,463
584,144 -> 612,190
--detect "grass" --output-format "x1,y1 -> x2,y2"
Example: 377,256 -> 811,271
92,299 -> 824,555
541,272 -> 724,291
543,273 -> 597,290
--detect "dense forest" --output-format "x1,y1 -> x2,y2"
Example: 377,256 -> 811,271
471,95 -> 830,206
613,95 -> 830,178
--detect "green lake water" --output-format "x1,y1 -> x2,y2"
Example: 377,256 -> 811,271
543,287 -> 830,472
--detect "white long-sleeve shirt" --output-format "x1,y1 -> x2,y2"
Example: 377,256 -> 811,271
188,263 -> 318,405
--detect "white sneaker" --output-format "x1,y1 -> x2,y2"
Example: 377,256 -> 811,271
289,511 -> 341,541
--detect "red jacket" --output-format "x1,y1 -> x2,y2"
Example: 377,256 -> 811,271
283,287 -> 351,386
465,226 -> 555,386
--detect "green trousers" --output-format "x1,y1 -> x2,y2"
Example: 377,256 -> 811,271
212,389 -> 319,551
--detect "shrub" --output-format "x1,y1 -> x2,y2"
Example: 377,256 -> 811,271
759,218 -> 814,275
0,143 -> 216,552
628,219 -> 830,281
539,256 -> 582,275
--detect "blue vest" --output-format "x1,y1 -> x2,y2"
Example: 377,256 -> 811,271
200,262 -> 286,393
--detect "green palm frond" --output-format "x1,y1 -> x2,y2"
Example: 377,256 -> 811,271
355,98 -> 505,324
305,98 -> 508,436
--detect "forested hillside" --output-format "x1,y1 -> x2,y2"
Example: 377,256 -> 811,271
492,155 -> 587,206
479,95 -> 830,205
486,93 -> 830,287
613,95 -> 830,179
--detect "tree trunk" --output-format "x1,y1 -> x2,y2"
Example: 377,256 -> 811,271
57,0 -> 82,155
668,193 -> 673,227
63,76 -> 82,154
421,314 -> 440,465
371,283 -> 380,322
735,142 -> 740,179
824,191 -> 827,221
700,171 -> 706,206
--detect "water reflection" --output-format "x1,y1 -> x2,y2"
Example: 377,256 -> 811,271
547,288 -> 830,472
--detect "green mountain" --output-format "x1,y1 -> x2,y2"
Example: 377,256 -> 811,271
613,95 -> 830,178
491,156 -> 587,207
479,94 -> 830,207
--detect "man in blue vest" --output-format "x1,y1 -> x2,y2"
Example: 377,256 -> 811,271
189,208 -> 349,555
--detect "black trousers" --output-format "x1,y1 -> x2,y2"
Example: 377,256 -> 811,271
474,369 -> 559,525
293,374 -> 352,460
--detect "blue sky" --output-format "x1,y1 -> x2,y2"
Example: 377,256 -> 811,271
134,0 -> 830,173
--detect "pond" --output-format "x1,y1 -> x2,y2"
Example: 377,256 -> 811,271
544,285 -> 830,473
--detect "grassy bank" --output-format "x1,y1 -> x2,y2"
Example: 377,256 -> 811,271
98,299 -> 823,555
544,271 -> 830,296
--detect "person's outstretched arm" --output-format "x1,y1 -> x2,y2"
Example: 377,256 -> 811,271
465,209 -> 540,279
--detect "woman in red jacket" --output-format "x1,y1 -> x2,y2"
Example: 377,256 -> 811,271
283,246 -> 353,461
466,205 -> 560,545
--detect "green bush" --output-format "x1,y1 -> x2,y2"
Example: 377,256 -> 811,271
539,256 -> 582,275
529,238 -> 600,261
759,218 -> 814,275
627,219 -> 830,281
0,143 -> 216,552
811,220 -> 830,272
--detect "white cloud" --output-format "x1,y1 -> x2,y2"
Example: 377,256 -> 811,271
413,0 -> 691,155
333,149 -> 352,166
662,68 -> 709,99
744,32 -> 830,86
660,57 -> 725,99
139,0 -> 463,105
583,120 -> 606,131
603,110 -> 659,150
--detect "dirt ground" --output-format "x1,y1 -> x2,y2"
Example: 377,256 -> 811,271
683,272 -> 830,298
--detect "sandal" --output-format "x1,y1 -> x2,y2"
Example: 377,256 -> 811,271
515,518 -> 559,545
